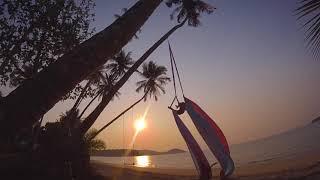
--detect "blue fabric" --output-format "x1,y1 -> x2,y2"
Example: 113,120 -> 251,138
172,110 -> 212,179
185,97 -> 235,176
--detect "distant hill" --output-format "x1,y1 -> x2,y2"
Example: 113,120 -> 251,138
166,148 -> 185,154
311,116 -> 320,124
91,148 -> 186,157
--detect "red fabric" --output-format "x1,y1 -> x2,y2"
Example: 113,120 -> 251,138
186,98 -> 230,154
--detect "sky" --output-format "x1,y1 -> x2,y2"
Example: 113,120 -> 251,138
41,0 -> 320,151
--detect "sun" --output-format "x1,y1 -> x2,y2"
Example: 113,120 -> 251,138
134,118 -> 146,132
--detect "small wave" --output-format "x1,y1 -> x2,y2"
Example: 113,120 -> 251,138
247,157 -> 278,164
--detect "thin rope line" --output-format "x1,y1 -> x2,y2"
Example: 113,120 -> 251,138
168,41 -> 185,97
168,41 -> 178,98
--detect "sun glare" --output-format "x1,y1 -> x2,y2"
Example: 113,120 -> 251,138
134,118 -> 146,132
135,155 -> 150,167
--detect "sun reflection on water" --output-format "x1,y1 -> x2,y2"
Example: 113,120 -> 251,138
135,155 -> 150,167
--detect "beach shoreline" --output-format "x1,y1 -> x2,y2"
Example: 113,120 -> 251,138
91,152 -> 320,180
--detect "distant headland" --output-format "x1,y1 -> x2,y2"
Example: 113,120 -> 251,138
311,116 -> 320,124
91,148 -> 186,157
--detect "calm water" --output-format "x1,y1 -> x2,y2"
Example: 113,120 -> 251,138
91,122 -> 320,169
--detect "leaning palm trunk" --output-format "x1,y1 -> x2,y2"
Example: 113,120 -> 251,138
71,79 -> 93,111
79,19 -> 187,135
0,0 -> 162,139
78,91 -> 101,119
90,92 -> 148,140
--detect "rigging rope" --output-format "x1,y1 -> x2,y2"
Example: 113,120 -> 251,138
169,42 -> 177,98
168,41 -> 185,108
169,42 -> 185,97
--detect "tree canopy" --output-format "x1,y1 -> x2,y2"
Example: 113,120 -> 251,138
136,61 -> 170,101
0,0 -> 95,87
166,0 -> 215,27
84,128 -> 106,152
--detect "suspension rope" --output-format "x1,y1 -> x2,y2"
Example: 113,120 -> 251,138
168,41 -> 185,98
172,51 -> 185,97
169,42 -> 178,98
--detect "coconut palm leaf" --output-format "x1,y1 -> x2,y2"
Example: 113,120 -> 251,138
296,0 -> 320,58
96,72 -> 121,100
106,50 -> 135,78
166,0 -> 215,27
136,61 -> 170,101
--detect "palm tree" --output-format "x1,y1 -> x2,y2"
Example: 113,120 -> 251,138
1,0 -> 163,139
78,72 -> 121,119
77,50 -> 132,120
61,66 -> 106,132
136,61 -> 171,101
78,0 -> 214,135
106,50 -> 135,79
166,0 -> 215,27
71,65 -> 106,112
296,0 -> 320,58
59,109 -> 82,131
89,61 -> 170,140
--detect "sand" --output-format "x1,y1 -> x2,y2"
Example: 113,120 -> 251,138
91,151 -> 320,180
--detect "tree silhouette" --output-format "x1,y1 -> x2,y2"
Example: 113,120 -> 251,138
78,50 -> 133,119
79,0 -> 215,135
114,8 -> 141,40
136,61 -> 171,101
106,50 -> 135,79
84,129 -> 106,153
1,0 -> 162,139
90,61 -> 170,140
78,72 -> 121,120
0,0 -> 95,87
166,0 -> 215,27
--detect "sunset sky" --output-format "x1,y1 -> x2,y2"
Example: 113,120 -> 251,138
43,0 -> 320,151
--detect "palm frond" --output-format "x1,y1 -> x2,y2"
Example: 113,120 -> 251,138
136,79 -> 147,86
166,0 -> 215,27
136,61 -> 170,101
155,83 -> 166,94
296,0 -> 320,58
136,83 -> 146,93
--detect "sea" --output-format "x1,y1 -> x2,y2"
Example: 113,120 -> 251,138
91,122 -> 320,169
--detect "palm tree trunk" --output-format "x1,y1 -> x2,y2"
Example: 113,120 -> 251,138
63,81 -> 92,132
78,96 -> 109,136
90,92 -> 148,140
79,19 -> 187,135
78,91 -> 101,119
71,79 -> 92,111
0,0 -> 162,139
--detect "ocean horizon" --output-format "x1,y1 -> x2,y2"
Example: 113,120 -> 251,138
91,121 -> 320,169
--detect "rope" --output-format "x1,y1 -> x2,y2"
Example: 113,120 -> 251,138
171,50 -> 185,97
168,41 -> 185,98
169,42 -> 177,98
123,115 -> 125,165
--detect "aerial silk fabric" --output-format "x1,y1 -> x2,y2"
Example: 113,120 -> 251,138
172,111 -> 212,179
184,97 -> 235,176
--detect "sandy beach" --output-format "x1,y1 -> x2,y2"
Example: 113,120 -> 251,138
91,151 -> 320,180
